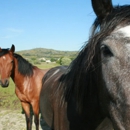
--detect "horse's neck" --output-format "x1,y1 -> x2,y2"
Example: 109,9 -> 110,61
11,59 -> 24,84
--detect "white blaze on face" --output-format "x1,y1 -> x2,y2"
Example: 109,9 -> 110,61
2,56 -> 6,60
117,25 -> 130,37
116,25 -> 130,56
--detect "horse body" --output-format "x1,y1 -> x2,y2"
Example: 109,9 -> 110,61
0,45 -> 49,130
12,62 -> 47,103
40,66 -> 104,130
12,63 -> 48,130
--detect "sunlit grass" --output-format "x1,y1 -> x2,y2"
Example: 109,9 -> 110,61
0,79 -> 20,110
36,62 -> 60,69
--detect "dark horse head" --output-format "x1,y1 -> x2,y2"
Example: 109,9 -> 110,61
61,0 -> 130,129
0,45 -> 15,87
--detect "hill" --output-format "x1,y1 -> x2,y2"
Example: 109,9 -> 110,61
17,48 -> 78,61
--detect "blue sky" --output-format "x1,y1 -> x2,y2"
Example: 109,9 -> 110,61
0,0 -> 130,51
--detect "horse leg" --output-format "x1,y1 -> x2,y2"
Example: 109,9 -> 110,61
31,102 -> 39,130
21,102 -> 32,130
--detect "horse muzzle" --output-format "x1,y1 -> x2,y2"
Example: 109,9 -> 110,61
0,79 -> 9,88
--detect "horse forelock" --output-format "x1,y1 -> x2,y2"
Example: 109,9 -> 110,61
0,49 -> 9,57
62,5 -> 130,111
13,53 -> 33,77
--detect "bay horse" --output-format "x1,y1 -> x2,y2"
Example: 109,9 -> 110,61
40,0 -> 130,130
0,44 -> 49,130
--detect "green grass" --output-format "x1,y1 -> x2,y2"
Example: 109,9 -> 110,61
36,62 -> 60,69
0,63 -> 58,110
0,79 -> 20,110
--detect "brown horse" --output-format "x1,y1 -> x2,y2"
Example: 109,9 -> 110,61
0,44 -> 49,130
40,0 -> 130,130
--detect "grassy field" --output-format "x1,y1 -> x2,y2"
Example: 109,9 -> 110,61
36,62 -> 59,69
0,62 -> 59,110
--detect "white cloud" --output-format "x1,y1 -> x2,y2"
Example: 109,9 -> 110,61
6,28 -> 24,33
0,27 -> 24,39
0,35 -> 13,39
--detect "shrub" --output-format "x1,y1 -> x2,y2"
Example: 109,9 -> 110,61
60,57 -> 72,66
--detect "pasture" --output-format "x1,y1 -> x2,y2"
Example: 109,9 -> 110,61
1,0 -> 130,129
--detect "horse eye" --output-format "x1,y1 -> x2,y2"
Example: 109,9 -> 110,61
100,44 -> 113,57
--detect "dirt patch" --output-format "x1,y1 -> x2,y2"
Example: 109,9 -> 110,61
0,109 -> 51,130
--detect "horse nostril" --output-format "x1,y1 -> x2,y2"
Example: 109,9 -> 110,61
5,80 -> 9,86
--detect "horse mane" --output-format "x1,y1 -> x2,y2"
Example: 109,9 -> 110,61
0,49 -> 9,57
13,53 -> 34,77
61,5 -> 130,111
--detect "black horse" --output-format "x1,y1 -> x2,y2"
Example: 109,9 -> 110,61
40,0 -> 130,129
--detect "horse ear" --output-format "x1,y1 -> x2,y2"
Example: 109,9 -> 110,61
10,44 -> 15,53
91,0 -> 113,21
0,48 -> 2,52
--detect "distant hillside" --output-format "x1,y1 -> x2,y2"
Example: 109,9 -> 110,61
16,48 -> 78,60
